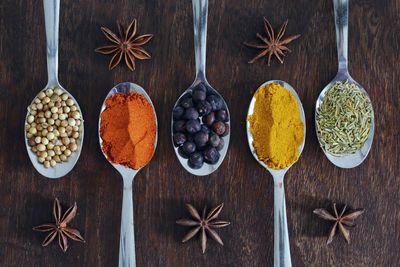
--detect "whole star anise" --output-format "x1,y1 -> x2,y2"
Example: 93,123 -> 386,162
176,203 -> 230,254
33,198 -> 85,252
244,17 -> 300,65
313,203 -> 365,244
95,19 -> 153,71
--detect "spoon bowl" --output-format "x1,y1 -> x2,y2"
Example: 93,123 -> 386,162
172,79 -> 230,176
99,82 -> 158,267
247,80 -> 306,267
99,82 -> 158,160
247,80 -> 306,171
315,0 -> 374,169
25,84 -> 84,179
24,0 -> 84,179
316,75 -> 374,168
171,0 -> 230,176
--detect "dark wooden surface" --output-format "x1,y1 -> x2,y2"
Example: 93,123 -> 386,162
0,0 -> 399,266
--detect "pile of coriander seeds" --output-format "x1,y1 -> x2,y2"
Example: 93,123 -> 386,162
25,87 -> 82,168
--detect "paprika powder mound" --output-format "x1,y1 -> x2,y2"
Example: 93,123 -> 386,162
100,92 -> 156,170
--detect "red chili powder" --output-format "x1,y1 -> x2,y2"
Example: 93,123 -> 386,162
100,92 -> 156,170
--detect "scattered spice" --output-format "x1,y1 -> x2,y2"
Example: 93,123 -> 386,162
95,19 -> 153,71
316,81 -> 373,155
313,203 -> 365,244
244,17 -> 300,65
100,92 -> 156,170
248,83 -> 304,169
33,198 -> 85,252
26,87 -> 82,168
176,203 -> 230,254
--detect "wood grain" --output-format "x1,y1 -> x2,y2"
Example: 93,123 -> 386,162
0,0 -> 399,266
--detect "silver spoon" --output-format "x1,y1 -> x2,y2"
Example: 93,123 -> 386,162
99,82 -> 158,267
25,0 -> 84,178
315,0 -> 374,168
171,0 -> 230,176
247,80 -> 306,267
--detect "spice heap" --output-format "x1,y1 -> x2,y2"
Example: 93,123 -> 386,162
316,81 -> 373,155
100,92 -> 156,170
248,83 -> 304,169
172,82 -> 229,169
25,88 -> 82,168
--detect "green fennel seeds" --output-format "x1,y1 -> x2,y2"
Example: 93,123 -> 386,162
316,81 -> 373,155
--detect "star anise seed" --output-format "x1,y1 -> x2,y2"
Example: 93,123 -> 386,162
95,19 -> 153,71
33,198 -> 85,252
244,17 -> 300,65
313,203 -> 365,244
176,203 -> 230,254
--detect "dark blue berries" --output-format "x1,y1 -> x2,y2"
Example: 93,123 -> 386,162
172,82 -> 228,169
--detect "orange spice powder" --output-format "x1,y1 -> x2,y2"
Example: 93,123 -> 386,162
100,92 -> 156,170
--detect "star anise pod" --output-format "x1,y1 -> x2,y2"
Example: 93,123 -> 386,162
313,203 -> 365,244
244,17 -> 300,65
95,19 -> 153,71
33,198 -> 85,252
176,203 -> 230,254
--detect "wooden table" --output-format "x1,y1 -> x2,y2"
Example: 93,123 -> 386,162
0,0 -> 399,266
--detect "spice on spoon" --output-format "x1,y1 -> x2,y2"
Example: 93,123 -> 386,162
316,81 -> 373,155
25,88 -> 82,168
172,83 -> 229,169
248,83 -> 304,169
100,92 -> 156,170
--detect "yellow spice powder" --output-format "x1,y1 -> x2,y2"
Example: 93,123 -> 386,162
248,83 -> 304,169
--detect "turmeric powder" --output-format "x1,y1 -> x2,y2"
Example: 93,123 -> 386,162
248,83 -> 304,169
100,92 -> 156,170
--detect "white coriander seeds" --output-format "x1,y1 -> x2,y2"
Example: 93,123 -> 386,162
25,87 -> 82,168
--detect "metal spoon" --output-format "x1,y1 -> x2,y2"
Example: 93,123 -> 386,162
315,0 -> 374,168
24,0 -> 84,178
247,80 -> 306,267
98,82 -> 158,267
171,0 -> 230,176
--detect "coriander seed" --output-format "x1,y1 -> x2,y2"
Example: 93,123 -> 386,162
25,87 -> 82,167
37,144 -> 46,152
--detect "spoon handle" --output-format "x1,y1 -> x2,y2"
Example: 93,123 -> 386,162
119,177 -> 136,267
273,176 -> 292,267
192,0 -> 208,80
43,0 -> 60,87
333,0 -> 349,73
